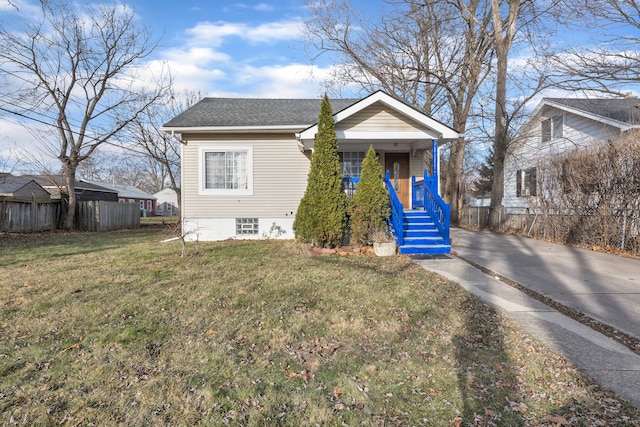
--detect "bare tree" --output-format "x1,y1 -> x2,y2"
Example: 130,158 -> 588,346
544,0 -> 640,95
122,89 -> 205,207
0,0 -> 170,228
484,0 -> 561,228
487,0 -> 523,228
304,0 -> 495,222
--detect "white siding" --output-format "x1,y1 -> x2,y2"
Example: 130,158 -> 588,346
504,107 -> 625,212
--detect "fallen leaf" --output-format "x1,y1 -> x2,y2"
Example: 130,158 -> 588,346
545,415 -> 569,425
60,343 -> 80,353
205,329 -> 215,335
484,407 -> 496,417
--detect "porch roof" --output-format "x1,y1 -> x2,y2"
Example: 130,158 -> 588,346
296,91 -> 462,152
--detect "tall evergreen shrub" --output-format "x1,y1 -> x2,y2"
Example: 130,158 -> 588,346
293,94 -> 348,247
349,145 -> 390,244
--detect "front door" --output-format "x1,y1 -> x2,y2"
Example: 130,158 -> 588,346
385,153 -> 410,207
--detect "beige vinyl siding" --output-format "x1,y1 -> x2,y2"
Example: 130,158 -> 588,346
409,150 -> 426,180
182,133 -> 310,219
337,103 -> 426,132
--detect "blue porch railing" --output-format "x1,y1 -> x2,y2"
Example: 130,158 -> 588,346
383,170 -> 404,246
412,171 -> 450,246
342,176 -> 360,199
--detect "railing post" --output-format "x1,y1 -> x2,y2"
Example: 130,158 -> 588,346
431,139 -> 439,195
411,176 -> 416,210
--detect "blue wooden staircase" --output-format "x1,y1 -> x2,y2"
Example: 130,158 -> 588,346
384,156 -> 451,256
398,210 -> 450,255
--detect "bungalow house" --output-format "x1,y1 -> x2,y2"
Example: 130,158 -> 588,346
80,179 -> 157,216
162,91 -> 461,254
504,97 -> 640,213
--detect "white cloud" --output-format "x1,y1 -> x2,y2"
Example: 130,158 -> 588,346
230,63 -> 335,98
254,3 -> 275,12
185,19 -> 303,46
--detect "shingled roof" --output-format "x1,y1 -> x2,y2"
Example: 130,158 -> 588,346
545,98 -> 640,125
163,97 -> 360,129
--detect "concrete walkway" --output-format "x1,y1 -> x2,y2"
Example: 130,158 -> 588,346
413,227 -> 640,408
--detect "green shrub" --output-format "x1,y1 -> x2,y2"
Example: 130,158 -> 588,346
293,95 -> 348,247
349,145 -> 390,245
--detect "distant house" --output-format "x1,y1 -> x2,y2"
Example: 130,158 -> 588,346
0,173 -> 51,201
154,188 -> 179,216
27,175 -> 119,202
504,97 -> 640,213
80,180 -> 157,216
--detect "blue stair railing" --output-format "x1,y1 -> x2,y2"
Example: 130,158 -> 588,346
384,170 -> 404,246
411,170 -> 450,246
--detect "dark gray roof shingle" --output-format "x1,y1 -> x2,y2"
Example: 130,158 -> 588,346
163,98 -> 360,128
547,98 -> 640,125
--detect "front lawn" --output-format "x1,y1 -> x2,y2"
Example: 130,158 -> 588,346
1,229 -> 638,426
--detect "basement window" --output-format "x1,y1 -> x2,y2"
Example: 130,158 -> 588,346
236,218 -> 259,235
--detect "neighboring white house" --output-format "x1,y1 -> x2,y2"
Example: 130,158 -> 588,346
154,188 -> 179,216
162,91 -> 461,242
504,97 -> 640,213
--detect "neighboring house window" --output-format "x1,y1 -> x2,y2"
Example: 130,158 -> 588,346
140,200 -> 144,210
200,146 -> 253,195
516,167 -> 537,197
541,115 -> 563,142
552,115 -> 563,139
236,218 -> 258,235
147,200 -> 152,210
339,151 -> 366,178
541,119 -> 551,143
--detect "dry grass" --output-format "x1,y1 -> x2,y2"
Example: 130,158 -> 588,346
1,229 -> 639,426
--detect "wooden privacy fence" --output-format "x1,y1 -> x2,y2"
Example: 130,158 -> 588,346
0,200 -> 60,232
1,200 -> 140,233
75,201 -> 140,231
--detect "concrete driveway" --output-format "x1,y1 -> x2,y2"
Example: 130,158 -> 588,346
450,227 -> 640,340
413,227 -> 640,407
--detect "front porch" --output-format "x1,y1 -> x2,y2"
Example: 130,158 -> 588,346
295,91 -> 460,255
344,140 -> 451,255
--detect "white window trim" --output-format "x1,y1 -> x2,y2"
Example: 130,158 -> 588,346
199,145 -> 254,196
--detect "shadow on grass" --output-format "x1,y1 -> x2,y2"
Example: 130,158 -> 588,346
454,295 -> 524,426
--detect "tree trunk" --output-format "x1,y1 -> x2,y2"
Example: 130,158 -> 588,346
489,0 -> 520,229
444,137 -> 467,225
62,165 -> 77,230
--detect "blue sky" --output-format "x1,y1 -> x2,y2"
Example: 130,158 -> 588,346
1,0 -> 379,170
127,0 -> 375,98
